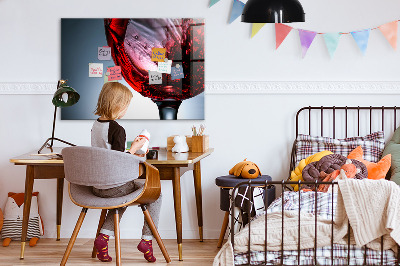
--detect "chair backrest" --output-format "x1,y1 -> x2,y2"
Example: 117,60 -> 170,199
62,146 -> 145,187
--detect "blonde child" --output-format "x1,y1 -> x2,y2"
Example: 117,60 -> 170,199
91,82 -> 162,263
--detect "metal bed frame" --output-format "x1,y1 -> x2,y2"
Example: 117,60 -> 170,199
230,106 -> 400,266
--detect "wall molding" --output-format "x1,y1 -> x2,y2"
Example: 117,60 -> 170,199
1,81 -> 400,95
206,81 -> 400,94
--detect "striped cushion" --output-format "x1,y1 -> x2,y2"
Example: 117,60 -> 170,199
1,217 -> 41,240
295,131 -> 385,167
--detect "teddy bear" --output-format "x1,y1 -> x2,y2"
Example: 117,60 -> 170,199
229,159 -> 261,179
1,192 -> 44,247
172,135 -> 189,153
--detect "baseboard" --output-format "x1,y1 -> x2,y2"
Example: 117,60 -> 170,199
1,81 -> 400,94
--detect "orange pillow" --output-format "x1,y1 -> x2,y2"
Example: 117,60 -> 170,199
347,146 -> 391,180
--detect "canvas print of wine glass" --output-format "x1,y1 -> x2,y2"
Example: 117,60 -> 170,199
104,18 -> 205,120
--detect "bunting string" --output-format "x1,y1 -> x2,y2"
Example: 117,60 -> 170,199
209,0 -> 400,58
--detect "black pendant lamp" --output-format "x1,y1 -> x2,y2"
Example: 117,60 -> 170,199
242,0 -> 305,23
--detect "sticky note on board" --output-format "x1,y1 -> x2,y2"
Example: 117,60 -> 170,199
107,66 -> 122,81
157,59 -> 172,74
104,71 -> 117,83
171,64 -> 184,80
89,63 -> 103,77
149,71 -> 162,84
151,48 -> 166,62
98,46 -> 111,60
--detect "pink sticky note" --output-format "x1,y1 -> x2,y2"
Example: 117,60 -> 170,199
107,66 -> 122,81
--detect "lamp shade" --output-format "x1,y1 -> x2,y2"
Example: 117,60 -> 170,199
52,84 -> 80,107
241,0 -> 305,23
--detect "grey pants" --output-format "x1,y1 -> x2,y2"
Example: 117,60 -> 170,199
92,180 -> 162,240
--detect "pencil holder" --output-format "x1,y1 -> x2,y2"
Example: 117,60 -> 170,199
191,135 -> 209,153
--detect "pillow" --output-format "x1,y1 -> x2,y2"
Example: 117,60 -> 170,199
295,131 -> 385,166
382,126 -> 400,184
348,146 -> 391,180
289,150 -> 333,191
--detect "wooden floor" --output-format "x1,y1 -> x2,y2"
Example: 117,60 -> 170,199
0,239 -> 221,265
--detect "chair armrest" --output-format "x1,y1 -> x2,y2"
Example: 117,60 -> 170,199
135,162 -> 161,205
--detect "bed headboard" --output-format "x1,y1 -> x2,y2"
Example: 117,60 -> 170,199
295,106 -> 400,138
290,106 -> 400,179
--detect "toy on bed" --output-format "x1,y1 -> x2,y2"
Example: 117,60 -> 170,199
301,154 -> 368,191
289,150 -> 333,191
1,192 -> 44,247
229,159 -> 261,179
317,159 -> 360,192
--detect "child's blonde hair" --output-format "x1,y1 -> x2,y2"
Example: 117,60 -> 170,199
95,82 -> 133,120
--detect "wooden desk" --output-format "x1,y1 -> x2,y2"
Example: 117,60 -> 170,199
10,147 -> 213,261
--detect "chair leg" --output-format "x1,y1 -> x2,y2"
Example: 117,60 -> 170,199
91,209 -> 108,258
114,209 -> 121,266
141,205 -> 171,263
217,211 -> 230,248
60,208 -> 88,266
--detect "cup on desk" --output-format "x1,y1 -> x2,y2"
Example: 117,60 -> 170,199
146,150 -> 158,160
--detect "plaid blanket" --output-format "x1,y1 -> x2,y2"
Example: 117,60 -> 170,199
234,191 -> 397,265
235,244 -> 397,265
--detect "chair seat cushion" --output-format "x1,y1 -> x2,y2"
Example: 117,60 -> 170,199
69,180 -> 145,208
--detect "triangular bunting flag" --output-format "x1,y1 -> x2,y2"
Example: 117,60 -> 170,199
298,29 -> 317,58
275,23 -> 293,49
351,29 -> 370,55
251,23 -> 266,38
323,33 -> 341,58
378,21 -> 398,50
229,0 -> 245,24
209,0 -> 220,7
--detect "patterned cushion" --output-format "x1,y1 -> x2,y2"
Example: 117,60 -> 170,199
294,131 -> 385,167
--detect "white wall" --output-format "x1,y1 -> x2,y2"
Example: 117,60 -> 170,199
1,0 -> 400,240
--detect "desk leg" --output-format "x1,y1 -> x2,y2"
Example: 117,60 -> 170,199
56,178 -> 64,241
172,167 -> 183,261
20,165 -> 35,259
193,161 -> 203,242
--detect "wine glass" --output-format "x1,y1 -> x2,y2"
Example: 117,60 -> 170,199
104,18 -> 204,120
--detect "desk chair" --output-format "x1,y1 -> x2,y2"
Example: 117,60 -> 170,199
60,146 -> 171,265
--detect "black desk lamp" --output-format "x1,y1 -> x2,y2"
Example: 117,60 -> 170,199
38,80 -> 80,154
241,0 -> 305,23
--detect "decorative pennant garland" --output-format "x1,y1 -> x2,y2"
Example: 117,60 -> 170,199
298,30 -> 317,58
209,1 -> 399,58
323,33 -> 341,58
229,0 -> 245,24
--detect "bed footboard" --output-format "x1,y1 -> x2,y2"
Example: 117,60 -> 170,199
230,180 -> 400,266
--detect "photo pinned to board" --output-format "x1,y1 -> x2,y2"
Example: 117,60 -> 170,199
98,46 -> 111,60
149,70 -> 162,84
171,64 -> 184,80
89,63 -> 103,77
107,66 -> 122,81
158,58 -> 172,74
151,48 -> 166,62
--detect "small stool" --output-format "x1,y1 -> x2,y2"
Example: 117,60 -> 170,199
215,175 -> 275,248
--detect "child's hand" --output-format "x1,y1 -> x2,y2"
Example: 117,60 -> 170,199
129,137 -> 147,154
134,149 -> 149,157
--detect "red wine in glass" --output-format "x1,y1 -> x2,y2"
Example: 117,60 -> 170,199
105,18 -> 204,120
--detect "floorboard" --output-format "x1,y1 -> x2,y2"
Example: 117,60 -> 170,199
0,239 -> 222,265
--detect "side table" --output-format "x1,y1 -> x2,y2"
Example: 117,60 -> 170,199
215,175 -> 275,248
